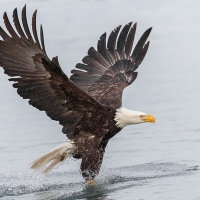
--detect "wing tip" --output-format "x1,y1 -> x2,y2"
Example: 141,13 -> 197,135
13,7 -> 17,13
147,27 -> 153,33
127,21 -> 133,26
132,22 -> 137,29
146,40 -> 150,45
3,12 -> 7,18
88,46 -> 96,56
22,4 -> 26,14
116,24 -> 122,31
33,9 -> 38,16
100,32 -> 106,40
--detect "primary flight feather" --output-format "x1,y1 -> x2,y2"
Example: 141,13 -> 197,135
0,5 -> 155,184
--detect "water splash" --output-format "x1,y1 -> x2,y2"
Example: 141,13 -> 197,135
0,169 -> 49,198
0,163 -> 198,200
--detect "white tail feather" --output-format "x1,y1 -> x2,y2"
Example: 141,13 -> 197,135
30,140 -> 76,173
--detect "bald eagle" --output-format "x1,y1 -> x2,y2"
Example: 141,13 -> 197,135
0,5 -> 155,184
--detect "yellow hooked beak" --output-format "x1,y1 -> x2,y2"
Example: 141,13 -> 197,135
140,114 -> 156,123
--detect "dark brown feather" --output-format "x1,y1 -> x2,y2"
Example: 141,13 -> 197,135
32,10 -> 41,47
0,6 -> 112,141
0,26 -> 14,44
125,22 -> 137,58
107,25 -> 121,58
117,22 -> 132,58
13,8 -> 27,40
97,33 -> 112,66
3,12 -> 19,41
40,25 -> 46,55
131,27 -> 152,62
134,41 -> 150,67
22,5 -> 34,43
71,23 -> 152,109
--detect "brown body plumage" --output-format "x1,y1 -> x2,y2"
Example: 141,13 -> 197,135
0,5 -> 153,182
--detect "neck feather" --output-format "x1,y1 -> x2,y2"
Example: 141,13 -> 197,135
114,107 -> 146,128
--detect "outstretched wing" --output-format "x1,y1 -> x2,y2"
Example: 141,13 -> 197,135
70,22 -> 152,109
0,6 -> 106,139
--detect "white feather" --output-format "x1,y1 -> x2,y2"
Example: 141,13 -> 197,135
30,139 -> 77,173
114,107 -> 146,128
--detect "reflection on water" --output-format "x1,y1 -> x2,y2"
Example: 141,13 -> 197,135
0,0 -> 200,199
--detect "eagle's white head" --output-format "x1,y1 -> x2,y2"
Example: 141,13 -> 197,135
114,107 -> 155,128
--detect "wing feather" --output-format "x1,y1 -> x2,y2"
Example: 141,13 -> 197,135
13,8 -> 27,40
107,25 -> 121,58
0,6 -> 106,139
22,5 -> 34,43
131,27 -> 152,62
82,55 -> 107,71
75,63 -> 104,75
40,25 -> 46,55
134,41 -> 150,67
97,33 -> 112,66
125,22 -> 137,59
117,22 -> 132,58
32,10 -> 41,47
88,47 -> 110,68
0,26 -> 16,46
3,12 -> 19,41
71,23 -> 152,109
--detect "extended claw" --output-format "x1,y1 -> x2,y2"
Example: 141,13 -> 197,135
86,179 -> 95,185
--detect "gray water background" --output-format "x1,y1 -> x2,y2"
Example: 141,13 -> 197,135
0,0 -> 200,199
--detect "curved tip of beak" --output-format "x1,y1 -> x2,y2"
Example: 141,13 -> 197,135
141,114 -> 156,123
147,114 -> 156,123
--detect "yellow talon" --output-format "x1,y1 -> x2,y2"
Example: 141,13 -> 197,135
86,179 -> 95,185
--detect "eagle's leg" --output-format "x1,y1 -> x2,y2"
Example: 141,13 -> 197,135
81,151 -> 100,184
80,141 -> 108,184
